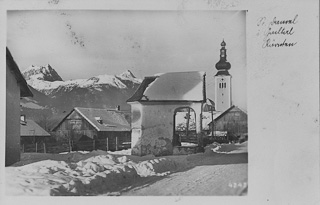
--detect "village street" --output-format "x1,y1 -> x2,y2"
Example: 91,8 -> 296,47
121,143 -> 248,196
122,162 -> 247,196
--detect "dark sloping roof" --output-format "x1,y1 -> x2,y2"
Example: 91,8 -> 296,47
20,119 -> 51,137
6,47 -> 33,97
127,71 -> 206,102
127,76 -> 157,102
213,105 -> 247,122
215,70 -> 230,76
203,98 -> 215,112
52,107 -> 131,132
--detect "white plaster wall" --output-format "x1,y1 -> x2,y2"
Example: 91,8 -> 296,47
129,102 -> 202,156
214,75 -> 232,111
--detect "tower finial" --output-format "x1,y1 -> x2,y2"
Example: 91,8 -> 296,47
221,39 -> 226,47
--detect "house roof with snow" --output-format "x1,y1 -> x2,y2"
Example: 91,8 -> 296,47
6,47 -> 33,98
211,105 -> 247,123
20,119 -> 51,137
127,71 -> 206,103
52,107 -> 131,132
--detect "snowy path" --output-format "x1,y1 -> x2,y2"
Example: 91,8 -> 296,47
121,152 -> 248,196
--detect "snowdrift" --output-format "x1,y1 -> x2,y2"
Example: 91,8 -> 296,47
6,151 -> 179,196
6,142 -> 247,196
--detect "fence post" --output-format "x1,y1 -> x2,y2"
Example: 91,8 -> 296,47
106,137 -> 109,151
43,142 -> 46,153
35,142 -> 38,153
69,139 -> 72,152
116,136 -> 118,151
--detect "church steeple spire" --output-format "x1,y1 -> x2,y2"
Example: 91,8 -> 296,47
214,40 -> 232,111
215,40 -> 231,76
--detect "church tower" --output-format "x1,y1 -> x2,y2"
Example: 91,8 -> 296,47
214,40 -> 232,111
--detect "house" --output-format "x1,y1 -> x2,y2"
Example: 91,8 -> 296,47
127,71 -> 206,156
20,115 -> 51,145
208,105 -> 248,142
6,48 -> 33,166
52,107 -> 131,151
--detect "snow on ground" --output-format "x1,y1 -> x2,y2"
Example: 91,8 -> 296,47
210,141 -> 248,154
181,142 -> 198,147
5,142 -> 247,196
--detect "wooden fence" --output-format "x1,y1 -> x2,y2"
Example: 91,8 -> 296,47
21,137 -> 131,154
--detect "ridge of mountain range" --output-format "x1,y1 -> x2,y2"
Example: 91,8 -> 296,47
20,64 -> 142,131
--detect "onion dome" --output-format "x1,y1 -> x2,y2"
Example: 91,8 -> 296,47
215,40 -> 231,75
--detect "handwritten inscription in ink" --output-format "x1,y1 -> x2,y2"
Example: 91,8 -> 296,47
257,15 -> 298,48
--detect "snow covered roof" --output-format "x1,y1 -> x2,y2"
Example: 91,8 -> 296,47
213,105 -> 247,122
53,107 -> 131,132
127,71 -> 206,102
6,48 -> 33,98
20,119 -> 51,137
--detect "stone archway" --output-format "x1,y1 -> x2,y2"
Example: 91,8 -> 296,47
173,107 -> 197,146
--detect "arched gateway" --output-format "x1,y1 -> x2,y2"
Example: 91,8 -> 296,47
127,71 -> 206,156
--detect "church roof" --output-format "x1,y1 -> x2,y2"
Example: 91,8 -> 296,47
215,40 -> 231,72
127,71 -> 206,102
215,70 -> 230,76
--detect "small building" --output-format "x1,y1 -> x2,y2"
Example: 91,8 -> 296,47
6,48 -> 33,166
52,107 -> 131,151
208,105 -> 248,142
127,71 -> 206,156
20,115 -> 51,144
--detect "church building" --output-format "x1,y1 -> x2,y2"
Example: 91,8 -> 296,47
214,40 -> 232,112
210,40 -> 248,142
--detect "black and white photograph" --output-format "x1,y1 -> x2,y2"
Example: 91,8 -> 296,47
1,0 -> 319,204
5,9 -> 247,196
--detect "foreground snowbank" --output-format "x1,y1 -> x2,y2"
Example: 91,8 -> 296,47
6,152 -> 178,196
6,142 -> 247,196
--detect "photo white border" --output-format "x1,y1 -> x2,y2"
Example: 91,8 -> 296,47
0,0 -> 318,205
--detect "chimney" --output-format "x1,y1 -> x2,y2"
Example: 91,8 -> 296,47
116,105 -> 120,111
95,117 -> 103,124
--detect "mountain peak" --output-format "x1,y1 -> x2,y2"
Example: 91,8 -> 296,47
23,64 -> 63,82
116,70 -> 142,84
118,70 -> 136,79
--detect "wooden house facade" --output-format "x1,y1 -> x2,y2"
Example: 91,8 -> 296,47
209,105 -> 248,141
52,107 -> 131,151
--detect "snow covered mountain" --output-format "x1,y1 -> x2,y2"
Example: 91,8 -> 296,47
21,65 -> 142,130
22,65 -> 141,95
23,64 -> 63,82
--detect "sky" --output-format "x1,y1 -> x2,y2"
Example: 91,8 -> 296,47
7,10 -> 246,109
